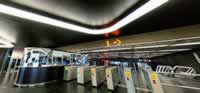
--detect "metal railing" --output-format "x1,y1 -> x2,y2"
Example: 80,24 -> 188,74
156,65 -> 200,79
156,65 -> 173,73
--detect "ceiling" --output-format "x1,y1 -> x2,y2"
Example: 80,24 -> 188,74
82,37 -> 200,59
0,0 -> 200,48
10,0 -> 141,26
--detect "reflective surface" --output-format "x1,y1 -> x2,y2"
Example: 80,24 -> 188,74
159,74 -> 200,93
0,71 -> 200,93
0,72 -> 152,93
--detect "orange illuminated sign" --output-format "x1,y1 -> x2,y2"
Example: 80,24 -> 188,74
106,38 -> 122,47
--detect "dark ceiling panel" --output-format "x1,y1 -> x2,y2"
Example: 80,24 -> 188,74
0,13 -> 102,48
120,0 -> 200,35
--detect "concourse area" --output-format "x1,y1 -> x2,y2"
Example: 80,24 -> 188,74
0,0 -> 200,93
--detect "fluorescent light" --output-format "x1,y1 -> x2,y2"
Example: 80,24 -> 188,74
135,45 -> 168,49
0,45 -> 13,48
0,0 -> 168,35
109,47 -> 132,50
172,42 -> 200,46
159,49 -> 190,52
111,51 -> 155,54
0,39 -> 14,48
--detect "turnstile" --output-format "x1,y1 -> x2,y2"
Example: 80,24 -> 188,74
106,67 -> 120,90
91,66 -> 106,87
124,68 -> 136,93
141,64 -> 164,93
63,66 -> 78,81
77,66 -> 93,84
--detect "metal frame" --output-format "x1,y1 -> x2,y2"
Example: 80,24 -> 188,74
156,65 -> 173,73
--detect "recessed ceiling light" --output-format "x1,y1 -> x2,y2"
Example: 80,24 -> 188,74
0,0 -> 168,34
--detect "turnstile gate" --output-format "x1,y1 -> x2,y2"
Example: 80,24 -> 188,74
106,67 -> 120,90
63,66 -> 78,81
77,66 -> 93,84
91,66 -> 106,87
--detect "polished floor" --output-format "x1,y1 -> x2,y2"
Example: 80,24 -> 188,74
0,71 -> 200,93
159,74 -> 200,93
0,72 -> 149,93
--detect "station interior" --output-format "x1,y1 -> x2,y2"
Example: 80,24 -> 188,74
0,0 -> 200,93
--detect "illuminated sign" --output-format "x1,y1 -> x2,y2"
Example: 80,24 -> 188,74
106,38 -> 122,47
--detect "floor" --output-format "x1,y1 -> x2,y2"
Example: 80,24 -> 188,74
0,71 -> 200,93
159,74 -> 200,93
0,72 -> 149,93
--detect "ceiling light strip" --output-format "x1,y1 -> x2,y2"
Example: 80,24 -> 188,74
123,36 -> 200,47
0,0 -> 168,35
172,42 -> 200,46
79,36 -> 200,51
0,39 -> 14,48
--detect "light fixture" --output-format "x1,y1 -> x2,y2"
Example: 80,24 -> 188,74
172,42 -> 200,46
159,49 -> 190,52
0,0 -> 168,35
135,45 -> 168,49
0,39 -> 14,48
116,51 -> 155,53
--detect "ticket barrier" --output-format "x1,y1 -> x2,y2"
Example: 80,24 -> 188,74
106,67 -> 120,90
77,66 -> 93,84
63,66 -> 78,81
124,68 -> 136,93
142,66 -> 164,93
91,66 -> 106,87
